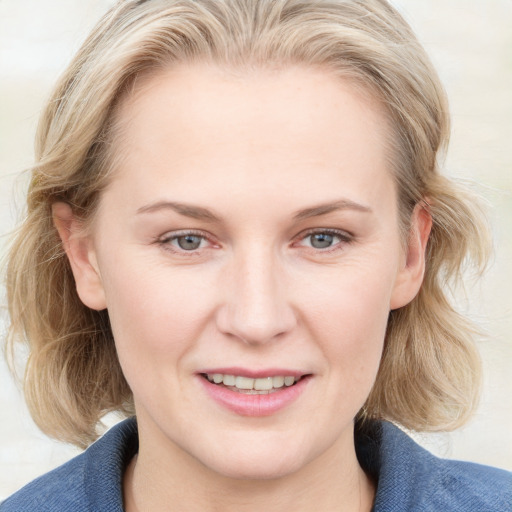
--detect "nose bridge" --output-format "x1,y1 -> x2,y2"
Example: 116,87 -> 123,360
217,242 -> 296,345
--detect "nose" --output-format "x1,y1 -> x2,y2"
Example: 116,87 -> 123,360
216,247 -> 297,345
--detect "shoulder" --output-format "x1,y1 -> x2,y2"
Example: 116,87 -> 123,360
0,452 -> 89,512
431,457 -> 512,511
0,418 -> 138,512
357,420 -> 512,512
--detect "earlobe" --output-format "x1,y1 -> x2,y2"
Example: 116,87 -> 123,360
390,202 -> 432,310
52,202 -> 107,311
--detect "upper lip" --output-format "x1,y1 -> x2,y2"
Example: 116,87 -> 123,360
197,367 -> 309,379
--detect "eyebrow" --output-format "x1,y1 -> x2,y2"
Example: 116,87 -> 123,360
292,199 -> 372,221
136,201 -> 221,221
136,198 -> 372,222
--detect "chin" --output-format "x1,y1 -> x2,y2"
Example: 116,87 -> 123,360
196,440 -> 310,481
211,459 -> 304,481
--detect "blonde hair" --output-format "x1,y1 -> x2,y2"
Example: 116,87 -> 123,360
5,0 -> 490,447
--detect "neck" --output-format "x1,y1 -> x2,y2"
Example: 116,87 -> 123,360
123,420 -> 375,512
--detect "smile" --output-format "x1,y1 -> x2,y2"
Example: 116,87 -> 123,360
199,371 -> 311,416
202,373 -> 300,394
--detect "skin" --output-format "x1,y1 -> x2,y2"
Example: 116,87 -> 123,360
53,63 -> 431,512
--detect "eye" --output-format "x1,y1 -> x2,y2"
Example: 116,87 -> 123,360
297,229 -> 352,251
174,234 -> 205,251
158,230 -> 211,253
309,232 -> 337,249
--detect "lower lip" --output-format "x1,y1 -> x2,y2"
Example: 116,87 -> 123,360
198,375 -> 311,417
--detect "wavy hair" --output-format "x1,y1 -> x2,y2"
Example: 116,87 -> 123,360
5,0 -> 490,447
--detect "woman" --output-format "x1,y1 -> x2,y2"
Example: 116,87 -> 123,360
2,0 -> 511,510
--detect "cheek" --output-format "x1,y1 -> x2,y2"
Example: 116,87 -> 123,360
300,259 -> 394,331
299,264 -> 393,383
98,256 -> 217,376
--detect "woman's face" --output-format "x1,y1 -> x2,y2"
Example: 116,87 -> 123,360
62,63 -> 428,480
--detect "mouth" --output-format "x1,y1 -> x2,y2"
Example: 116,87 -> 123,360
198,370 -> 311,416
200,373 -> 305,395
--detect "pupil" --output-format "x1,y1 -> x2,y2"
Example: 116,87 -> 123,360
178,235 -> 202,250
311,233 -> 333,249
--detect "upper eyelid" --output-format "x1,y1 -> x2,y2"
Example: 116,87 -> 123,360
157,227 -> 352,238
158,229 -> 211,241
156,228 -> 353,251
156,230 -> 215,254
295,227 -> 353,240
292,229 -> 354,254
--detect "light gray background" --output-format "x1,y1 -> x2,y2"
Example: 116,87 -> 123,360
1,0 -> 511,499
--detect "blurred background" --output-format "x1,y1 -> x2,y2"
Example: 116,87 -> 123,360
1,0 -> 511,499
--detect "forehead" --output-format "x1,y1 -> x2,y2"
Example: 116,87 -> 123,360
104,62 -> 396,216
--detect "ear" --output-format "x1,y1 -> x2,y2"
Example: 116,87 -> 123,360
390,202 -> 432,310
52,202 -> 107,311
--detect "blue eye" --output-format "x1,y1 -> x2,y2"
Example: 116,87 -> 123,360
309,232 -> 337,249
158,231 -> 210,253
174,234 -> 205,251
299,230 -> 351,251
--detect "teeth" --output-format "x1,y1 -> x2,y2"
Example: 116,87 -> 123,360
235,376 -> 254,390
284,376 -> 295,386
205,373 -> 299,392
272,376 -> 285,388
223,374 -> 236,386
254,377 -> 273,391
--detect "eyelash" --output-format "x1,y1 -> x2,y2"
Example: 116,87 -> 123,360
157,229 -> 214,255
296,229 -> 353,253
156,228 -> 353,256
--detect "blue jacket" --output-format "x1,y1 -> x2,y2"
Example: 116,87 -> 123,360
2,418 -> 510,511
